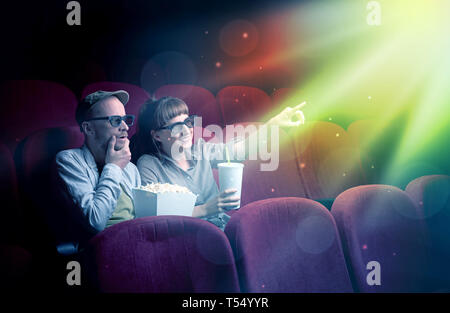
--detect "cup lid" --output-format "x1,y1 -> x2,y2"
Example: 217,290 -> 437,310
217,162 -> 244,168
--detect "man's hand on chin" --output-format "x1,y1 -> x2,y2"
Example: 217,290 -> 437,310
105,136 -> 131,169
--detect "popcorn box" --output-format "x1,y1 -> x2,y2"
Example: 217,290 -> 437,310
133,188 -> 197,218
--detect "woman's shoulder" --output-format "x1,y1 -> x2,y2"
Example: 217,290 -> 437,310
136,153 -> 162,168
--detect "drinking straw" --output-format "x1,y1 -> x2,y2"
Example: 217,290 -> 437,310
225,145 -> 231,164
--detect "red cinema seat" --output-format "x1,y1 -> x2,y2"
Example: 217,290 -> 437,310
223,122 -> 308,207
271,88 -> 294,104
85,216 -> 240,293
291,121 -> 365,200
10,127 -> 85,291
216,86 -> 273,125
347,120 -> 379,184
154,84 -> 223,127
0,143 -> 33,291
0,80 -> 78,152
0,244 -> 33,290
405,175 -> 450,291
225,198 -> 353,292
347,119 -> 407,186
81,82 -> 151,137
0,143 -> 23,243
405,175 -> 450,220
17,126 -> 84,249
270,87 -> 300,116
332,185 -> 436,292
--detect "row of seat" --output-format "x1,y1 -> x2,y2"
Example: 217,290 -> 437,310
1,80 -> 448,291
1,119 -> 442,246
216,120 -> 370,205
0,135 -> 450,291
2,80 -> 423,191
3,80 -> 444,187
83,176 -> 450,293
1,122 -> 449,292
0,80 -> 296,150
0,117 -> 370,250
5,121 -> 369,220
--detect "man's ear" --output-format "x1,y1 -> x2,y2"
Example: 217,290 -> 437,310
81,121 -> 94,136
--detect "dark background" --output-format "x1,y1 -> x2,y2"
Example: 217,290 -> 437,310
0,0 -> 447,177
0,0 -> 306,98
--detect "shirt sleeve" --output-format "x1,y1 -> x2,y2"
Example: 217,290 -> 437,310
55,151 -> 123,233
137,155 -> 160,186
130,162 -> 141,188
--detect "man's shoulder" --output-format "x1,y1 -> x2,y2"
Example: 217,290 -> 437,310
125,160 -> 139,172
122,160 -> 141,186
56,147 -> 84,163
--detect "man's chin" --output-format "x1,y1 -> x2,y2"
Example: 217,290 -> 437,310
114,143 -> 125,151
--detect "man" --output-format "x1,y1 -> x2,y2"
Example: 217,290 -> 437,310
54,90 -> 140,253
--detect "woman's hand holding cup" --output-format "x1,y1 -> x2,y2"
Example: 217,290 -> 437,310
195,188 -> 240,218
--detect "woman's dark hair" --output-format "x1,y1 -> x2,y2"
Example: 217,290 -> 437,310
131,96 -> 189,163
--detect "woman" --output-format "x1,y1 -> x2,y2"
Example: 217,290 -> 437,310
131,96 -> 305,230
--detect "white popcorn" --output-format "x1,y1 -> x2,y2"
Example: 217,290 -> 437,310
139,183 -> 193,195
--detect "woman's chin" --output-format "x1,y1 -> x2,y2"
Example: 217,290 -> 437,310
177,137 -> 193,148
181,141 -> 193,149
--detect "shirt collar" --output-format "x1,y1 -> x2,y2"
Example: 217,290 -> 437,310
81,145 -> 99,169
160,149 -> 196,171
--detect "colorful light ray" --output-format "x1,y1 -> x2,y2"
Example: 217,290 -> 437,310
202,0 -> 449,183
259,0 -> 450,184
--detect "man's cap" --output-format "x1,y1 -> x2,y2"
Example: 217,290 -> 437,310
76,90 -> 129,125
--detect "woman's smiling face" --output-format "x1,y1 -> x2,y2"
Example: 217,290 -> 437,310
153,113 -> 193,157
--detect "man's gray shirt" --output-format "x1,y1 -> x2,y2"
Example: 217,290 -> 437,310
55,145 -> 141,236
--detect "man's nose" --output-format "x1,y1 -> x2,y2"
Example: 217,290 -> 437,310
119,119 -> 129,131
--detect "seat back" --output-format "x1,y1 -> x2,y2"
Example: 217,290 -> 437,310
270,87 -> 298,116
223,123 -> 308,206
86,216 -> 240,293
347,119 -> 408,186
332,185 -> 432,292
271,88 -> 294,104
0,143 -> 21,242
16,127 -> 84,249
0,244 -> 33,290
291,121 -> 365,199
405,175 -> 450,291
217,86 -> 272,125
225,197 -> 353,292
154,84 -> 223,127
0,80 -> 78,151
